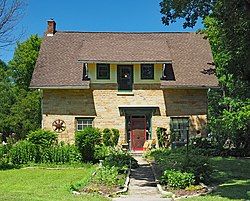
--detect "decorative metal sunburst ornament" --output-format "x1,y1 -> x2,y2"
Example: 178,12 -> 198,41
52,119 -> 66,133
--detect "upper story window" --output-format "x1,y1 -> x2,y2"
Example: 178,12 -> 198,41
170,117 -> 189,142
76,118 -> 93,131
97,63 -> 110,79
141,64 -> 154,79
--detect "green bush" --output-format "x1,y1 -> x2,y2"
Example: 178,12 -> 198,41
102,128 -> 112,146
94,166 -> 123,186
9,140 -> 81,164
10,140 -> 36,164
190,137 -> 212,149
37,143 -> 81,163
27,129 -> 58,147
103,150 -> 138,172
111,128 -> 120,146
150,148 -> 212,183
102,128 -> 120,147
75,127 -> 101,162
94,145 -> 113,160
161,169 -> 195,189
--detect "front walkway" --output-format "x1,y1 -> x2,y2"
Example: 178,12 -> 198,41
113,156 -> 171,201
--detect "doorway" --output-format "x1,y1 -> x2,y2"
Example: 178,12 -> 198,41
131,116 -> 146,151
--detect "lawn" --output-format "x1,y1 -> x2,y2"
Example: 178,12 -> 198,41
181,157 -> 250,201
0,164 -> 109,201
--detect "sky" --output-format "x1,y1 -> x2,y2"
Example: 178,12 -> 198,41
1,0 -> 203,62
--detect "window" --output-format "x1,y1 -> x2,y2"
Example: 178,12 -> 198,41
76,118 -> 93,131
170,117 -> 189,142
141,64 -> 154,79
97,63 -> 110,79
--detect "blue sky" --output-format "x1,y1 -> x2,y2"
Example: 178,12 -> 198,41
1,0 -> 203,62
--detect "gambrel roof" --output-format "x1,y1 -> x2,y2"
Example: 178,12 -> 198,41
30,31 -> 218,88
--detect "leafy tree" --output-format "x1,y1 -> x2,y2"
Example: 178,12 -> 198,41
9,35 -> 42,90
0,35 -> 42,141
0,60 -> 16,140
160,0 -> 250,153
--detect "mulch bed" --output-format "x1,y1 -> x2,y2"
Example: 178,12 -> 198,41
81,182 -> 122,196
164,186 -> 208,197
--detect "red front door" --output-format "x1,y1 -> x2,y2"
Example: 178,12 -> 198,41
131,117 -> 146,151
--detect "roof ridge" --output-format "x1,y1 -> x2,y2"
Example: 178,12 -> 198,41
55,31 -> 196,34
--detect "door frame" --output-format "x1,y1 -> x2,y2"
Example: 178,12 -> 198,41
130,115 -> 146,151
117,65 -> 133,91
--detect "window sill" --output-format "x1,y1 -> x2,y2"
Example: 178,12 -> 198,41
116,91 -> 134,96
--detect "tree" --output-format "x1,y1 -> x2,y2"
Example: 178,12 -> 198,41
0,0 -> 27,48
160,0 -> 250,153
9,35 -> 41,90
0,35 -> 42,141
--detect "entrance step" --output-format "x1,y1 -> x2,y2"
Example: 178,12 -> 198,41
131,151 -> 144,157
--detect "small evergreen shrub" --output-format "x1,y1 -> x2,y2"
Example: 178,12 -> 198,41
161,169 -> 195,189
111,128 -> 120,146
102,128 -> 112,146
102,128 -> 120,147
75,127 -> 101,162
27,129 -> 58,147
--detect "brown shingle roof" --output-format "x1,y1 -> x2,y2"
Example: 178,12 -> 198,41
30,31 -> 218,88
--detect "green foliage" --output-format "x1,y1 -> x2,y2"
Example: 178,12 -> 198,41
94,166 -> 123,186
0,35 -> 42,140
161,169 -> 195,189
102,128 -> 120,147
190,137 -> 212,149
156,127 -> 169,148
160,0 -> 214,28
9,35 -> 42,90
103,149 -> 138,171
160,0 -> 250,157
9,140 -> 81,165
27,129 -> 58,147
111,128 -> 120,146
148,148 -> 212,183
94,145 -> 113,160
75,127 -> 102,162
10,140 -> 36,164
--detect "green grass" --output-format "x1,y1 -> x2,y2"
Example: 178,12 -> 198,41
0,164 -> 109,201
181,157 -> 250,201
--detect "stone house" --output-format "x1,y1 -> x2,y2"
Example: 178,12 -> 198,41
30,20 -> 218,151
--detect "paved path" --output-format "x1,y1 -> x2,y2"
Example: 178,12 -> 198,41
113,156 -> 171,201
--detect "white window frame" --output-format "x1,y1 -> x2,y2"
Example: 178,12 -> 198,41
76,118 -> 94,131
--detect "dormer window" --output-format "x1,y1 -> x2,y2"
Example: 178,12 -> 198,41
97,63 -> 110,79
141,64 -> 154,79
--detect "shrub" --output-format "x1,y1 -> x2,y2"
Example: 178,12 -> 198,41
37,143 -> 81,163
102,128 -> 112,146
27,129 -> 58,147
150,148 -> 212,183
111,128 -> 120,146
94,166 -> 123,186
190,137 -> 212,149
75,127 -> 101,162
103,149 -> 138,171
156,127 -> 169,148
94,145 -> 113,160
10,140 -> 36,164
161,169 -> 195,189
102,128 -> 120,147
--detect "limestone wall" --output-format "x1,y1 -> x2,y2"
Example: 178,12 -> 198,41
42,88 -> 208,143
